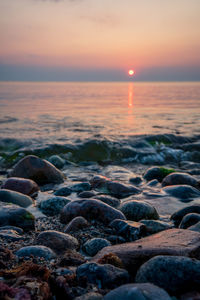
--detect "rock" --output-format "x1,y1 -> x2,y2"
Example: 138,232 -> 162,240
140,220 -> 172,234
94,195 -> 120,208
147,179 -> 159,186
54,186 -> 72,196
163,185 -> 200,199
76,262 -> 130,289
129,176 -> 142,185
1,177 -> 39,197
58,249 -> 86,266
55,267 -> 74,276
9,155 -> 65,185
60,199 -> 126,225
188,221 -> 200,232
144,166 -> 175,182
0,189 -> 33,208
120,200 -> 159,221
162,172 -> 199,189
35,230 -> 79,254
171,205 -> 200,226
104,283 -> 171,300
93,229 -> 200,275
16,245 -> 56,260
78,191 -> 96,198
83,238 -> 111,256
135,255 -> 200,294
64,216 -> 89,233
75,292 -> 103,300
107,235 -> 126,244
90,175 -> 141,198
109,219 -> 146,242
0,225 -> 23,234
48,155 -> 65,169
69,182 -> 91,193
0,229 -> 24,241
39,196 -> 71,216
0,203 -> 35,231
180,291 -> 200,300
179,213 -> 200,229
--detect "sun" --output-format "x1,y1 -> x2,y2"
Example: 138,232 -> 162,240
128,69 -> 134,76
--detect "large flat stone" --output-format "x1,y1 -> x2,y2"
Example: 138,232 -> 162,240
94,229 -> 200,275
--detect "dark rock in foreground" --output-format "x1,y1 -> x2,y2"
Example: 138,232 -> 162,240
0,189 -> 33,208
162,172 -> 199,189
94,229 -> 200,275
140,220 -> 172,234
109,219 -> 146,241
76,262 -> 130,289
163,184 -> 200,199
9,155 -> 65,185
60,199 -> 126,224
120,200 -> 159,221
104,283 -> 171,300
0,203 -> 35,231
144,166 -> 175,182
64,216 -> 89,233
83,238 -> 111,256
16,245 -> 56,260
39,196 -> 71,216
171,205 -> 200,226
1,177 -> 39,197
179,213 -> 200,229
136,255 -> 200,294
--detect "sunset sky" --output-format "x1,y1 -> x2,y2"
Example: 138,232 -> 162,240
0,0 -> 200,81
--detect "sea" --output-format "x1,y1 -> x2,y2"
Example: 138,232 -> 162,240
0,81 -> 200,166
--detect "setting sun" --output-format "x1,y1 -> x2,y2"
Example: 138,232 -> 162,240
128,70 -> 135,76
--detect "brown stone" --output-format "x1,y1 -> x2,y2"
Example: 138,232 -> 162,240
1,177 -> 39,197
93,229 -> 200,275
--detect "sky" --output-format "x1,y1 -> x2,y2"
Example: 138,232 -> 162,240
0,0 -> 200,81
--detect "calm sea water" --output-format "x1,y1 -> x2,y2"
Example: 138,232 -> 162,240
0,82 -> 199,145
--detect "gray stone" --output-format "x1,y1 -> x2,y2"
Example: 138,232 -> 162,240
0,229 -> 24,241
163,185 -> 200,199
109,219 -> 146,241
39,196 -> 71,216
78,191 -> 96,198
54,186 -> 72,196
83,238 -> 111,256
60,199 -> 126,225
140,220 -> 172,234
48,155 -> 65,169
0,225 -> 23,234
147,179 -> 159,186
171,205 -> 200,226
179,213 -> 200,229
94,195 -> 120,208
16,245 -> 56,260
1,177 -> 39,197
129,176 -> 142,185
0,189 -> 33,208
0,203 -> 35,231
35,230 -> 79,254
93,229 -> 200,275
162,172 -> 199,189
76,262 -> 130,289
64,216 -> 89,233
69,182 -> 91,193
120,200 -> 159,221
104,283 -> 171,300
188,221 -> 200,233
136,255 -> 200,294
9,155 -> 65,185
144,167 -> 175,182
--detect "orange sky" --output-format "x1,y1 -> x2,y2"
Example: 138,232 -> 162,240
0,0 -> 200,80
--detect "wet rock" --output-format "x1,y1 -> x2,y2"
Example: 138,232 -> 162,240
120,200 -> 159,221
83,238 -> 111,256
0,228 -> 24,241
58,249 -> 86,266
69,182 -> 91,193
64,216 -> 89,233
48,155 -> 65,169
163,185 -> 200,199
0,225 -> 23,234
109,219 -> 146,241
90,175 -> 141,198
140,220 -> 172,234
179,213 -> 200,229
94,195 -> 120,208
135,255 -> 200,294
104,283 -> 171,300
171,205 -> 200,226
93,229 -> 200,275
144,166 -> 175,182
54,186 -> 72,196
0,189 -> 33,208
147,179 -> 159,186
188,221 -> 200,232
1,177 -> 39,197
9,155 -> 65,185
76,262 -> 130,289
0,203 -> 35,231
39,196 -> 71,216
60,199 -> 126,225
107,235 -> 126,244
162,172 -> 199,189
78,191 -> 96,198
35,230 -> 79,254
75,292 -> 103,300
16,245 -> 56,260
129,176 -> 143,185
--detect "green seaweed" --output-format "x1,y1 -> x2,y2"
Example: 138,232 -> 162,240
159,167 -> 175,178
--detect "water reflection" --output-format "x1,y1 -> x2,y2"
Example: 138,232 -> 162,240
128,82 -> 134,107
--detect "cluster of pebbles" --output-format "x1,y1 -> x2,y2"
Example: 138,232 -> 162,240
0,154 -> 200,299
